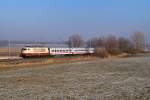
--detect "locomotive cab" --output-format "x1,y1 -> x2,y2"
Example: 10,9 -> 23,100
21,47 -> 49,57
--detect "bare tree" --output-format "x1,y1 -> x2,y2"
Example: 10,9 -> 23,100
131,32 -> 145,50
67,34 -> 84,47
87,37 -> 105,48
87,37 -> 99,48
104,35 -> 120,54
118,37 -> 130,52
97,37 -> 105,47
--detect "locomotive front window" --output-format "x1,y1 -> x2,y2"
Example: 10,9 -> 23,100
22,48 -> 27,51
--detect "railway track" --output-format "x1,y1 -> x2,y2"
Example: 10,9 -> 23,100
0,57 -> 51,65
0,55 -> 93,66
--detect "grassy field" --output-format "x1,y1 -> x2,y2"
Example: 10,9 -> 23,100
0,56 -> 150,100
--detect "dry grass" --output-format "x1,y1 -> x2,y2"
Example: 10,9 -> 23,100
0,56 -> 96,70
0,47 -> 21,56
94,48 -> 109,58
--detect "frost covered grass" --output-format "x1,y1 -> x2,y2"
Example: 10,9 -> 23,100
0,56 -> 150,99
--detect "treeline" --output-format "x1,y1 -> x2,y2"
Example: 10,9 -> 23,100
67,32 -> 148,57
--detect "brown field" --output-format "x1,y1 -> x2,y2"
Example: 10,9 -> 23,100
0,56 -> 150,100
0,56 -> 96,69
0,47 -> 21,56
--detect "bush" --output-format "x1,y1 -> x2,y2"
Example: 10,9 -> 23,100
107,49 -> 122,55
126,48 -> 145,54
94,48 -> 109,58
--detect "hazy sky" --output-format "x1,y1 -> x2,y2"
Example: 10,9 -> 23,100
0,0 -> 150,41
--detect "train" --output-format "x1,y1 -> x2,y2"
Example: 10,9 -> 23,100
20,47 -> 95,57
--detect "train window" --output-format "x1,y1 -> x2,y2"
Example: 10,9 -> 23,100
56,50 -> 59,52
52,50 -> 54,52
55,50 -> 57,52
63,50 -> 65,52
60,50 -> 62,52
22,48 -> 27,50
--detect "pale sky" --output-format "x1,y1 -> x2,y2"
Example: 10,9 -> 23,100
0,0 -> 149,41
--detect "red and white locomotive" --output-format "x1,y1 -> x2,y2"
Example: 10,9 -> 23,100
21,47 -> 94,57
21,47 -> 49,57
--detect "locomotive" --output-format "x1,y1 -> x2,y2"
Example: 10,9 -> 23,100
21,47 -> 94,57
